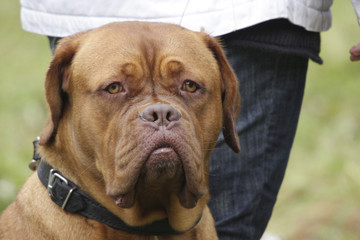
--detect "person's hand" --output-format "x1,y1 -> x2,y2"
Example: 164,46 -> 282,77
350,43 -> 360,61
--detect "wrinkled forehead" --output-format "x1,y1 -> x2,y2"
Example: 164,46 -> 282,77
71,22 -> 219,83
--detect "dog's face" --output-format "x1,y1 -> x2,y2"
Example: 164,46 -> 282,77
39,22 -> 240,231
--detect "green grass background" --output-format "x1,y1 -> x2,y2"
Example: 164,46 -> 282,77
1,1 -> 359,239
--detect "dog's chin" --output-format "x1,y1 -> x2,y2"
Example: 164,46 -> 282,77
111,146 -> 202,209
142,146 -> 184,184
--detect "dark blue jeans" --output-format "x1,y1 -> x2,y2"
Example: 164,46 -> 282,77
209,45 -> 308,239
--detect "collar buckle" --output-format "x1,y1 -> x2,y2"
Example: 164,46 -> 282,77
47,169 -> 77,210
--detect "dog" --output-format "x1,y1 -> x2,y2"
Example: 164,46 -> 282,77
0,21 -> 240,240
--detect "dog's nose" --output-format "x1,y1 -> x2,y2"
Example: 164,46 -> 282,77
140,104 -> 181,127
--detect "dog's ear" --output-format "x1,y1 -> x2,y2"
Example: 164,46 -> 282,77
202,34 -> 241,153
39,33 -> 85,145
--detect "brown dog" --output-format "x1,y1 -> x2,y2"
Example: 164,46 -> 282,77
0,22 -> 240,240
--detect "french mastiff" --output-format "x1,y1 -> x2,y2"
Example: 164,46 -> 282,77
0,22 -> 240,239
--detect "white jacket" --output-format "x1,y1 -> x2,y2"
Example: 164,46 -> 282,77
20,0 -> 360,37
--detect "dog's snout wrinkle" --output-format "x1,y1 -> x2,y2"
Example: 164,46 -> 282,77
140,104 -> 181,128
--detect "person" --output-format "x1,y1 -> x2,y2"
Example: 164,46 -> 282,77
20,0 -> 360,239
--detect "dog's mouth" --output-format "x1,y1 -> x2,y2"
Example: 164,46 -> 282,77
113,144 -> 183,208
111,141 -> 204,209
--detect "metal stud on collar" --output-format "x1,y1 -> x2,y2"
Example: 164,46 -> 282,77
29,136 -> 41,171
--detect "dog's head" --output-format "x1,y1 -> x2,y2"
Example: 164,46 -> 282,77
39,22 -> 240,231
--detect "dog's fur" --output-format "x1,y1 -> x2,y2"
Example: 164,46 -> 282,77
0,22 -> 240,240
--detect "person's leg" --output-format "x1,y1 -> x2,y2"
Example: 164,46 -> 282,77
48,36 -> 61,54
209,45 -> 308,240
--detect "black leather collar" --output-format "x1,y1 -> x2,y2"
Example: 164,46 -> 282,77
37,161 -> 186,236
36,160 -> 184,236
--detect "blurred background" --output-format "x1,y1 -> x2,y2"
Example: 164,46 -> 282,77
0,1 -> 359,239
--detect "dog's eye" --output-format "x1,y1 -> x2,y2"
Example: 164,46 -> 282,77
106,83 -> 123,94
183,80 -> 198,93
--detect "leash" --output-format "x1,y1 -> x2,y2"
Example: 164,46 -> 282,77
30,138 -> 200,236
